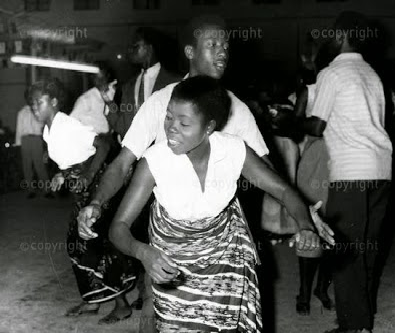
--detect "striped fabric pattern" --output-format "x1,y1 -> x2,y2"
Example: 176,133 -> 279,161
311,53 -> 392,181
149,198 -> 262,332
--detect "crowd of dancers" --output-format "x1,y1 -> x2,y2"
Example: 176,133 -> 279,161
17,10 -> 394,333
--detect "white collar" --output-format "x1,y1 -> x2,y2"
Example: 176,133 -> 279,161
333,52 -> 363,62
144,62 -> 161,77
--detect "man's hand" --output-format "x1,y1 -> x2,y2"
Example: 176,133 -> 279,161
77,204 -> 101,240
141,246 -> 180,284
309,201 -> 335,246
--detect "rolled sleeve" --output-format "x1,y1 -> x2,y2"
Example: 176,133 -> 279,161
227,92 -> 269,157
242,110 -> 269,157
122,89 -> 170,159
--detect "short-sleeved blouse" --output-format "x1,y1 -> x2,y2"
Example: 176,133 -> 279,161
143,132 -> 246,221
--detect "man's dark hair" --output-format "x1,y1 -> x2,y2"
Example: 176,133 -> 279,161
29,78 -> 66,110
315,40 -> 337,73
170,75 -> 231,131
334,11 -> 369,52
135,27 -> 161,56
182,14 -> 226,47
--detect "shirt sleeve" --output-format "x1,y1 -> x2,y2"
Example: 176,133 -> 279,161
66,116 -> 96,150
69,94 -> 88,122
229,93 -> 269,157
122,88 -> 169,159
310,68 -> 337,121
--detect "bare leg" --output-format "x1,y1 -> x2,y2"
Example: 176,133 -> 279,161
98,294 -> 132,324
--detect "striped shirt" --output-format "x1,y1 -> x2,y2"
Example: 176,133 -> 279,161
311,52 -> 392,181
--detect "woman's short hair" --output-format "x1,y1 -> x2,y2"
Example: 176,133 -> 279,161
29,78 -> 66,109
170,75 -> 231,131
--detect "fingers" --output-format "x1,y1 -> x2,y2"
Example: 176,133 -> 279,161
77,207 -> 99,240
146,250 -> 179,284
320,226 -> 335,246
312,200 -> 323,211
297,230 -> 321,251
161,253 -> 178,269
149,264 -> 178,284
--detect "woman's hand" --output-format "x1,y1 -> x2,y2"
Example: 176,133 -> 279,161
289,229 -> 321,250
77,203 -> 101,240
289,201 -> 335,250
141,246 -> 180,284
51,173 -> 65,191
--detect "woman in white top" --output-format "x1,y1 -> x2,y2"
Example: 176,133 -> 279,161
109,76 -> 334,332
30,79 -> 137,324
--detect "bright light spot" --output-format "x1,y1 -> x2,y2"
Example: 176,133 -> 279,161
11,55 -> 99,73
117,54 -> 122,60
5,142 -> 10,148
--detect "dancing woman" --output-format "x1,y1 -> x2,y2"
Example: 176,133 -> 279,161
109,76 -> 334,332
29,79 -> 137,324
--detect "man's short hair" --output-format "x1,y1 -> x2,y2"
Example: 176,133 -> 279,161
182,14 -> 226,47
334,11 -> 369,51
135,27 -> 161,56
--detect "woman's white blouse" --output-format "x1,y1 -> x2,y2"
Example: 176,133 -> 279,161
143,132 -> 246,221
43,112 -> 97,170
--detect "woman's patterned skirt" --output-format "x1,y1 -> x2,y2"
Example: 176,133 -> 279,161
149,198 -> 262,332
65,164 -> 138,303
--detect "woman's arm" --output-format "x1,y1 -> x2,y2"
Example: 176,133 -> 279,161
85,134 -> 111,180
109,158 -> 179,283
73,134 -> 111,193
242,145 -> 334,248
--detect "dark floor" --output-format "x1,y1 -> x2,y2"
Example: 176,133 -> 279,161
0,191 -> 394,333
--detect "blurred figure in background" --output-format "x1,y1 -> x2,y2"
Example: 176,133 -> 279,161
14,89 -> 51,199
302,12 -> 392,333
70,62 -> 116,136
294,41 -> 335,316
103,27 -> 181,140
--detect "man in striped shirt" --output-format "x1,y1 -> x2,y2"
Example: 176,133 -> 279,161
303,12 -> 392,333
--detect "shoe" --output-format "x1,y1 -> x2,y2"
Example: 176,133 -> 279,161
131,297 -> 143,310
65,303 -> 99,317
27,192 -> 36,199
314,288 -> 335,310
98,309 -> 132,325
296,295 -> 310,315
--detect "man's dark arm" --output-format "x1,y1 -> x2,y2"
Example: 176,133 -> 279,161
298,116 -> 327,137
90,147 -> 137,206
85,135 -> 111,180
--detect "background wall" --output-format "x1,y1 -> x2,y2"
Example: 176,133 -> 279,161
1,0 -> 395,132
